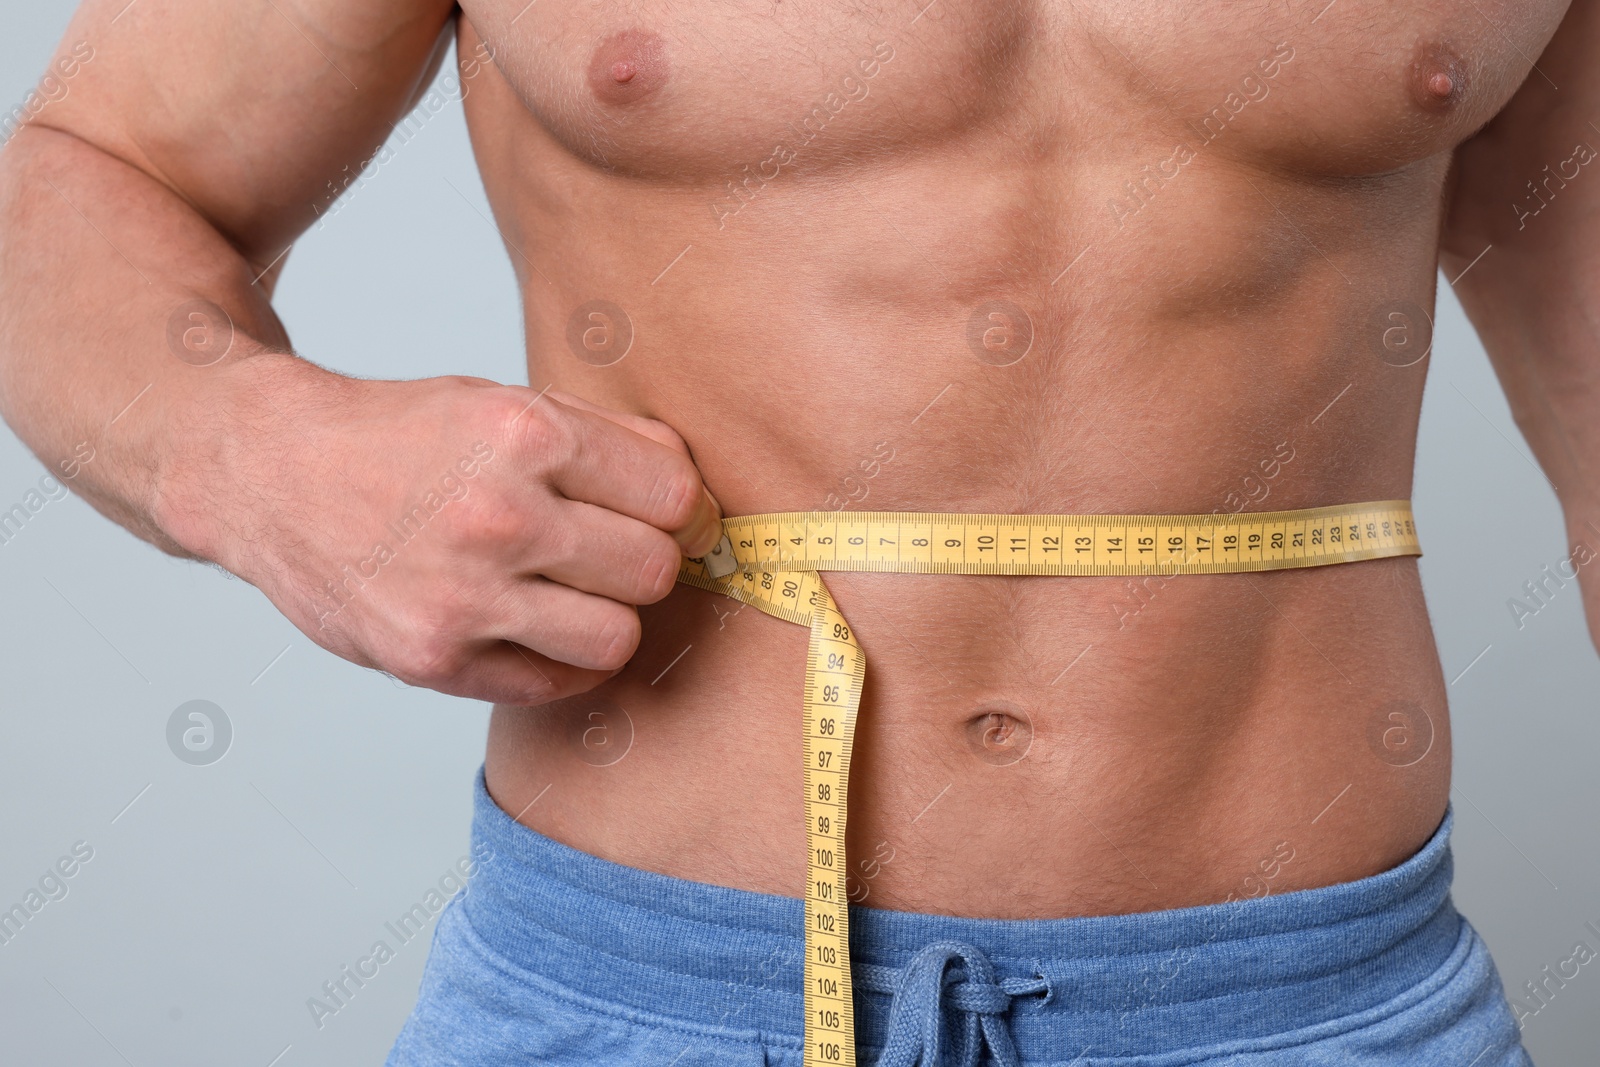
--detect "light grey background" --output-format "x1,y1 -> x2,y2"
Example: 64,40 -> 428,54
2,6 -> 1597,1066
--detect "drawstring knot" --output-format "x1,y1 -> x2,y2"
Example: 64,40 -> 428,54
858,941 -> 1046,1067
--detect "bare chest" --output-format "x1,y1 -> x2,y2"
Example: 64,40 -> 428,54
456,0 -> 1569,181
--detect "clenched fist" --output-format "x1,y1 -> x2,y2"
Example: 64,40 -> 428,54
156,354 -> 723,705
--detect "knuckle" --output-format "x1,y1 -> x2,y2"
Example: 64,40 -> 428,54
649,464 -> 702,529
588,608 -> 640,671
480,508 -> 531,556
500,392 -> 570,465
397,655 -> 464,692
526,513 -> 578,571
635,537 -> 682,603
394,616 -> 472,690
454,490 -> 528,554
513,666 -> 561,707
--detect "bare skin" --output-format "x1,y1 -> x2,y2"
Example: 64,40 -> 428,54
1,0 -> 1595,921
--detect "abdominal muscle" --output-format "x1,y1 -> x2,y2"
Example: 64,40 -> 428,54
475,41 -> 1457,921
481,208 -> 1456,918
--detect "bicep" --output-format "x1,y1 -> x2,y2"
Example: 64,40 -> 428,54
32,0 -> 458,261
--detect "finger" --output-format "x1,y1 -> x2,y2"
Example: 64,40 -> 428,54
438,641 -> 615,707
543,390 -> 723,514
543,389 -> 691,456
486,575 -> 643,671
524,498 -> 687,605
541,404 -> 723,555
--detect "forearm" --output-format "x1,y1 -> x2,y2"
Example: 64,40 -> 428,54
0,123 -> 306,557
0,0 -> 657,704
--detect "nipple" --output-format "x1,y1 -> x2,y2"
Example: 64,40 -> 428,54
1410,42 -> 1467,113
587,30 -> 668,106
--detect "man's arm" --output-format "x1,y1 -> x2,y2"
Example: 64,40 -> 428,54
0,0 -> 455,544
0,0 -> 723,702
1441,0 -> 1600,649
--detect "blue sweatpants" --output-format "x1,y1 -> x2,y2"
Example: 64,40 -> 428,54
387,770 -> 1531,1066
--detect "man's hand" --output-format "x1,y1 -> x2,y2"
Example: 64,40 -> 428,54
0,0 -> 727,707
159,356 -> 723,705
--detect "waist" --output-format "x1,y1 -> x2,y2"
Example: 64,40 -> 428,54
462,767 -> 1466,1060
487,548 -> 1449,917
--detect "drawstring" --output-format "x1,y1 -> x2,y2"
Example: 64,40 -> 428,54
856,941 -> 1047,1067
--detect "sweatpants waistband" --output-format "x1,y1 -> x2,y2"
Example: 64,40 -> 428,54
461,770 -> 1461,1061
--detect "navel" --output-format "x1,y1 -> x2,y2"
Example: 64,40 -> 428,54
1410,41 -> 1468,113
587,29 -> 668,106
964,701 -> 1035,766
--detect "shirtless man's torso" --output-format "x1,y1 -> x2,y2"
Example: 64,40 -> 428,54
466,0 -> 1563,913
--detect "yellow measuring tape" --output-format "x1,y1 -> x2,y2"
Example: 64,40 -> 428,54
674,500 -> 1420,1066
